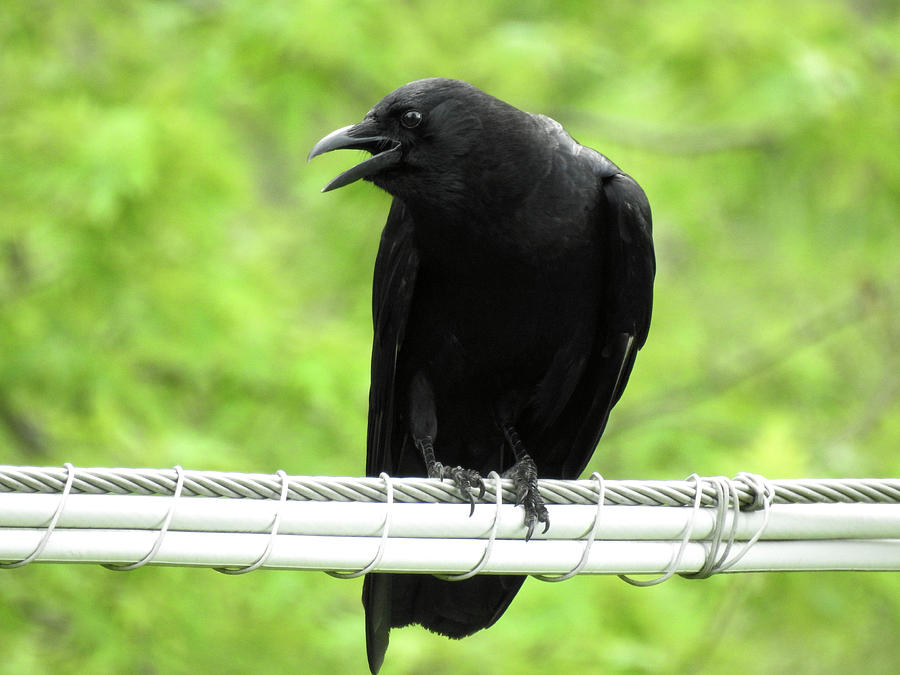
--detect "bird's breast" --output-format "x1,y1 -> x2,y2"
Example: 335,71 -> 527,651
407,247 -> 600,385
403,191 -> 603,388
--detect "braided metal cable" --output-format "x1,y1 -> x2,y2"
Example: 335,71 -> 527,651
1,466 -> 899,507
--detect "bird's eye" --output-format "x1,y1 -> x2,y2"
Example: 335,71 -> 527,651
400,109 -> 423,129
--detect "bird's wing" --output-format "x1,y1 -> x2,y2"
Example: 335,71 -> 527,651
552,167 -> 655,478
366,198 -> 419,477
364,198 -> 419,674
597,170 -> 655,352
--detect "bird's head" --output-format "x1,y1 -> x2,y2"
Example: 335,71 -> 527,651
308,78 -> 533,210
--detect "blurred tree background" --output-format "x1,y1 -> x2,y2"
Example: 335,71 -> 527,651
1,0 -> 899,672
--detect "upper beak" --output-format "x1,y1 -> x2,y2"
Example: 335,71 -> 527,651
307,119 -> 401,192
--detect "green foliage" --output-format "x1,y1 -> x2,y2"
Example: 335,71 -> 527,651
1,1 -> 898,672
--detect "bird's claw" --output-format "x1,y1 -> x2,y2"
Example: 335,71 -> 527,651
430,463 -> 484,516
523,500 -> 550,541
505,454 -> 550,540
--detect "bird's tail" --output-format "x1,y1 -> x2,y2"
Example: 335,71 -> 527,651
363,573 -> 526,673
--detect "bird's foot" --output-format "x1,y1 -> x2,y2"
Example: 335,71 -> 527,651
428,462 -> 485,516
504,454 -> 549,540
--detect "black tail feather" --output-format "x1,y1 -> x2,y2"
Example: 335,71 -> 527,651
363,573 -> 526,673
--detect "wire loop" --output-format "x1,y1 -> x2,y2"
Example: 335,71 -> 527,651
104,465 -> 186,572
437,471 -> 503,581
534,472 -> 606,582
327,472 -> 395,579
0,462 -> 76,568
679,475 -> 735,579
713,472 -> 774,573
619,473 -> 704,586
215,470 -> 290,575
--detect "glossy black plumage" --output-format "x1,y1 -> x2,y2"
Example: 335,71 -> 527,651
308,78 -> 655,674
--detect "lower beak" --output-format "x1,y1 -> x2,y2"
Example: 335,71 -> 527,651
307,120 -> 401,192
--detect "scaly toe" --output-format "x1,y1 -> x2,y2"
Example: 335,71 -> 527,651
428,462 -> 446,481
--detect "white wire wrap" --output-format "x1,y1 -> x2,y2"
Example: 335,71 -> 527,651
103,465 -> 186,572
436,471 -> 504,581
0,462 -> 76,569
713,472 -> 775,573
533,473 -> 606,582
325,473 -> 394,579
215,469 -> 290,575
619,473 -> 705,586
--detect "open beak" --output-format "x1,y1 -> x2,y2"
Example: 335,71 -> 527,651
307,119 -> 401,192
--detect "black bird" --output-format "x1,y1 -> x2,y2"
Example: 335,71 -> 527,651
309,78 -> 654,674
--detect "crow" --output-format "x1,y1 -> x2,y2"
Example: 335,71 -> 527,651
308,78 -> 654,674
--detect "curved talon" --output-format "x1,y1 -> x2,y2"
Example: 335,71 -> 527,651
466,490 -> 477,517
461,471 -> 484,516
464,474 -> 486,516
523,504 -> 550,541
434,466 -> 485,516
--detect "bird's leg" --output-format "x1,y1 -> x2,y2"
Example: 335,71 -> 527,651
501,423 -> 549,540
409,372 -> 484,514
